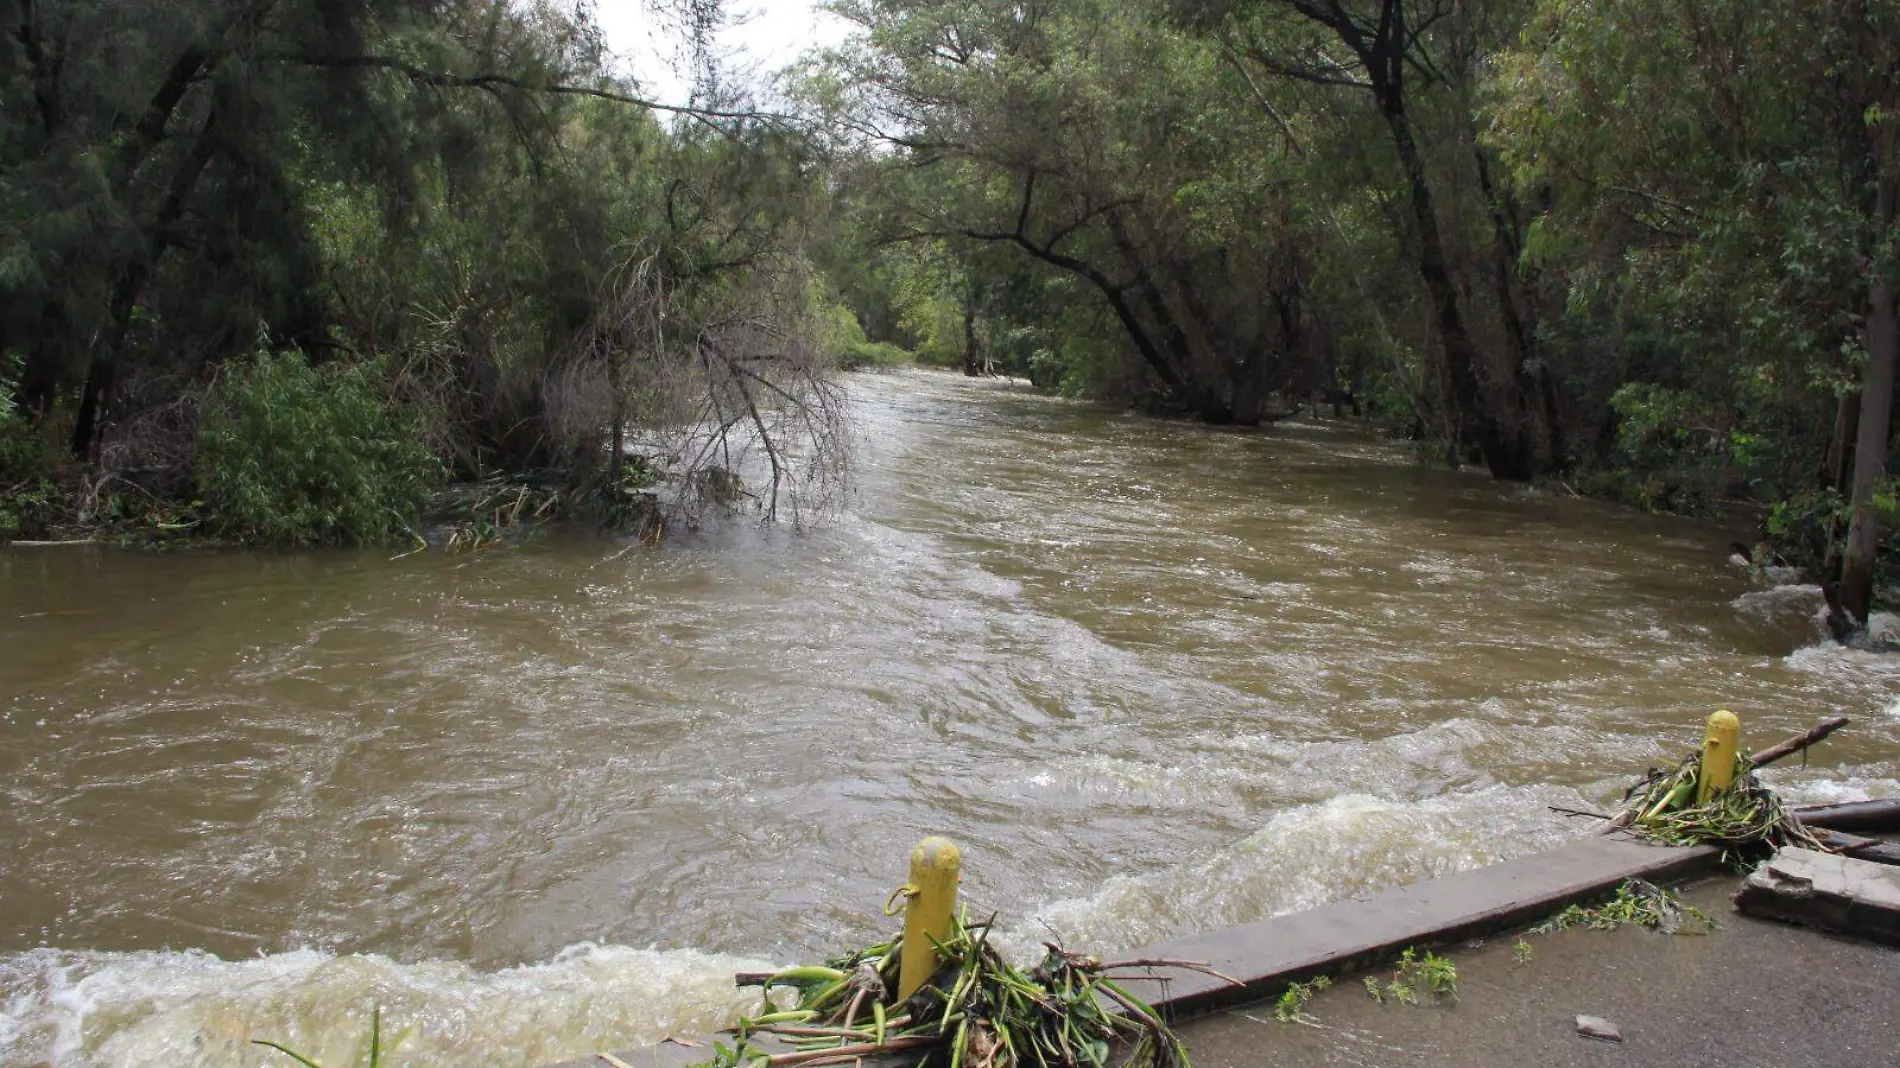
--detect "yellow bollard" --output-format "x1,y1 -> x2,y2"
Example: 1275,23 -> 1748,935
1697,710 -> 1742,804
896,836 -> 961,1000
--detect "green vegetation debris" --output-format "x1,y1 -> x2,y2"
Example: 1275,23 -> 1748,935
1364,947 -> 1457,1006
1532,879 -> 1716,936
196,349 -> 440,547
705,911 -> 1208,1068
1615,752 -> 1826,855
1271,976 -> 1332,1025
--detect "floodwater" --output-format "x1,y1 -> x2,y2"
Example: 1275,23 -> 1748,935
2,371 -> 1896,1066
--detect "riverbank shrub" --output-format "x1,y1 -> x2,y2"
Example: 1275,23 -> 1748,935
0,360 -> 59,540
195,351 -> 441,546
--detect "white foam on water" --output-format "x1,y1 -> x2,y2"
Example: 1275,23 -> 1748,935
1756,773 -> 1900,806
0,942 -> 778,1068
1731,584 -> 1822,622
1866,612 -> 1900,647
1783,636 -> 1900,674
1006,786 -> 1585,959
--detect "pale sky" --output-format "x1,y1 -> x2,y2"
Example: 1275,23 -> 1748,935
593,1 -> 857,106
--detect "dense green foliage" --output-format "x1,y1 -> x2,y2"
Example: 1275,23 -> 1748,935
2,0 -> 845,545
196,350 -> 440,546
4,0 -> 1898,630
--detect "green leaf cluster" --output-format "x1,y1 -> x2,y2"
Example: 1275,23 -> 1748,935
195,349 -> 441,546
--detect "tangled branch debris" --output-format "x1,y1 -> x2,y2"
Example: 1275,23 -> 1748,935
705,913 -> 1209,1068
1612,752 -> 1827,851
1602,716 -> 1850,855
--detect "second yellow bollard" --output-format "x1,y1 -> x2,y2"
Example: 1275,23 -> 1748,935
1698,709 -> 1741,804
896,836 -> 961,1000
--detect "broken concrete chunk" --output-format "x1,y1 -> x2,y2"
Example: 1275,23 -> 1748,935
1575,1015 -> 1623,1042
1734,847 -> 1900,948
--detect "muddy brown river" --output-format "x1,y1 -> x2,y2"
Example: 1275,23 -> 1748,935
3,371 -> 1897,1066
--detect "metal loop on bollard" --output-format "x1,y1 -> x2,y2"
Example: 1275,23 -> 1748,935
883,883 -> 916,917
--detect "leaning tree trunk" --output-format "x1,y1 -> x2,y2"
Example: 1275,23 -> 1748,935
1471,132 -> 1560,470
73,108 -> 222,458
962,305 -> 982,377
1378,91 -> 1531,480
1836,125 -> 1900,639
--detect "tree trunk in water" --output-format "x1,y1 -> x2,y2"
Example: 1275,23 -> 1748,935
1471,134 -> 1560,470
1106,214 -> 1232,423
1836,130 -> 1899,638
1837,271 -> 1897,635
962,305 -> 982,377
1378,94 -> 1530,480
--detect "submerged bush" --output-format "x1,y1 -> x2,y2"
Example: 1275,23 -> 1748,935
196,350 -> 441,546
823,302 -> 914,371
837,339 -> 915,371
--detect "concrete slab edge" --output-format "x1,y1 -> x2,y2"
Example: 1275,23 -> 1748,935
1734,847 -> 1900,948
1114,836 -> 1722,1020
541,836 -> 1722,1068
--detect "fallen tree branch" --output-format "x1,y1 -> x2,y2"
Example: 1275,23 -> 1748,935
267,52 -> 793,129
1748,716 -> 1850,768
1792,799 -> 1900,833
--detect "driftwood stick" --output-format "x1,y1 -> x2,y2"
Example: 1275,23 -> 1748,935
1802,826 -> 1877,851
1792,823 -> 1900,863
1098,958 -> 1246,987
1748,716 -> 1849,768
765,1037 -> 934,1066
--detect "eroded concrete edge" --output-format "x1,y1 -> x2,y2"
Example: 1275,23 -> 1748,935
1734,846 -> 1900,947
541,836 -> 1721,1068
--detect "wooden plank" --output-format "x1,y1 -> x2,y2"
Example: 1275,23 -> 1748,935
1734,847 -> 1900,947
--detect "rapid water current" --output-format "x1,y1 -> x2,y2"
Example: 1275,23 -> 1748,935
3,371 -> 1897,1066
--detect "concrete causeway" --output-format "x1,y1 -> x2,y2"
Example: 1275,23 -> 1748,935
1181,876 -> 1900,1068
